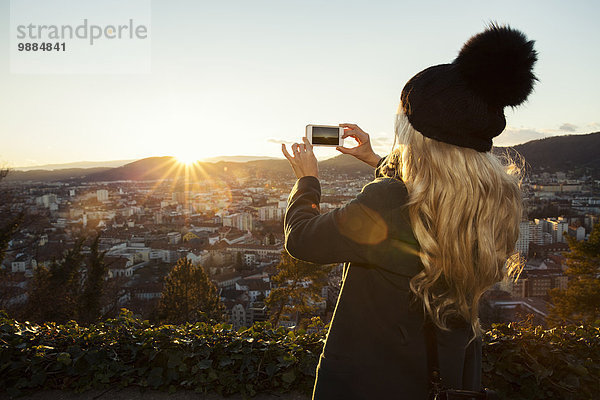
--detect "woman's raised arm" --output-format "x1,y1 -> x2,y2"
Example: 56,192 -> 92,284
284,176 -> 392,265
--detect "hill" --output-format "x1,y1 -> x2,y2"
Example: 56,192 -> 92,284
3,132 -> 598,182
200,155 -> 279,163
14,159 -> 135,171
498,131 -> 600,172
80,157 -> 293,182
80,155 -> 369,182
4,167 -> 113,182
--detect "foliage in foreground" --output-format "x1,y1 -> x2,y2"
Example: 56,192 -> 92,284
0,310 -> 598,399
0,309 -> 323,399
482,318 -> 599,399
24,235 -> 112,325
265,250 -> 332,328
156,257 -> 226,325
548,223 -> 600,325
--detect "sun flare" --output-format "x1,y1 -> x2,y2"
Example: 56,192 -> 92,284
175,154 -> 199,165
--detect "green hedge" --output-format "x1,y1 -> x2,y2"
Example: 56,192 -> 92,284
0,310 -> 598,399
482,321 -> 599,399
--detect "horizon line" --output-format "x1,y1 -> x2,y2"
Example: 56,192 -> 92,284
8,130 -> 599,171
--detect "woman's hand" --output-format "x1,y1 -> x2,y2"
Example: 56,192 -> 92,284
282,137 -> 319,179
336,123 -> 381,168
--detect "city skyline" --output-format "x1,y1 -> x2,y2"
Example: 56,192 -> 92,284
1,0 -> 599,168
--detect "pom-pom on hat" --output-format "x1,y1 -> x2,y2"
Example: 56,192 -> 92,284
400,23 -> 538,152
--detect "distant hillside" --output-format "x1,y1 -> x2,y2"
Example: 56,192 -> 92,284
4,167 -> 113,182
81,155 -> 368,182
14,159 -> 135,171
324,132 -> 600,175
200,155 -> 278,163
3,132 -> 598,182
81,154 -> 374,182
83,157 -> 294,182
497,132 -> 600,172
320,153 -> 373,174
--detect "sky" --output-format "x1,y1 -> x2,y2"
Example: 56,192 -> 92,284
1,0 -> 599,168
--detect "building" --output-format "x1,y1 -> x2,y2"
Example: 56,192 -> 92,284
515,220 -> 544,256
515,221 -> 530,256
186,250 -> 210,266
247,301 -> 269,325
36,194 -> 58,208
485,297 -> 550,327
535,217 -> 569,244
167,232 -> 182,244
230,303 -> 247,330
132,282 -> 163,300
529,242 -> 570,260
529,221 -> 544,246
222,212 -> 253,231
172,192 -> 185,204
584,214 -> 598,233
235,278 -> 271,302
97,189 -> 109,202
549,219 -> 569,243
105,256 -> 134,278
524,269 -> 567,298
226,243 -> 282,262
162,250 -> 180,264
244,253 -> 257,266
568,225 -> 585,241
213,270 -> 243,288
11,255 -> 30,273
258,205 -> 283,221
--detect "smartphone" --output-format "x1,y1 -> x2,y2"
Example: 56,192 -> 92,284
305,125 -> 344,147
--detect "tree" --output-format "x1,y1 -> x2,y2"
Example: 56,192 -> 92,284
156,257 -> 226,325
0,168 -> 47,264
0,211 -> 23,267
25,238 -> 85,323
78,235 -> 108,324
0,168 -> 25,310
547,224 -> 600,326
24,235 -> 111,324
1,170 -> 112,321
265,250 -> 332,329
235,252 -> 244,272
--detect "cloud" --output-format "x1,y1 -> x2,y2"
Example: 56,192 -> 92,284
369,135 -> 395,147
333,133 -> 396,155
267,137 -> 295,145
559,123 -> 578,132
585,122 -> 600,131
494,121 -> 600,146
494,128 -> 551,147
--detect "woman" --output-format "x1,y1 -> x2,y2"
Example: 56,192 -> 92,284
282,24 -> 537,399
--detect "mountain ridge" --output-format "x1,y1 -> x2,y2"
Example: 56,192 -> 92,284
13,159 -> 136,171
4,131 -> 598,182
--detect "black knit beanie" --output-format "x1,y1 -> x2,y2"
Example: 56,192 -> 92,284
400,23 -> 538,152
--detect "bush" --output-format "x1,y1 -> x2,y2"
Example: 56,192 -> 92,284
0,309 -> 323,398
0,309 -> 598,399
483,319 -> 600,400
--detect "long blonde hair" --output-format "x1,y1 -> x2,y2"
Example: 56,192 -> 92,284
380,112 -> 525,344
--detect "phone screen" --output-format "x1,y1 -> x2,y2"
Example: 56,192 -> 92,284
312,126 -> 339,145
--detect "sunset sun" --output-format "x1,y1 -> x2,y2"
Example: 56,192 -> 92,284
175,153 -> 200,165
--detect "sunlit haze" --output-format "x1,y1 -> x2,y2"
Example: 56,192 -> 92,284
1,0 -> 599,168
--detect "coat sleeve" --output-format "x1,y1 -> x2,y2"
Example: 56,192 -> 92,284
284,160 -> 395,265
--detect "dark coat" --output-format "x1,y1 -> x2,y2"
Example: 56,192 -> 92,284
283,158 -> 482,399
